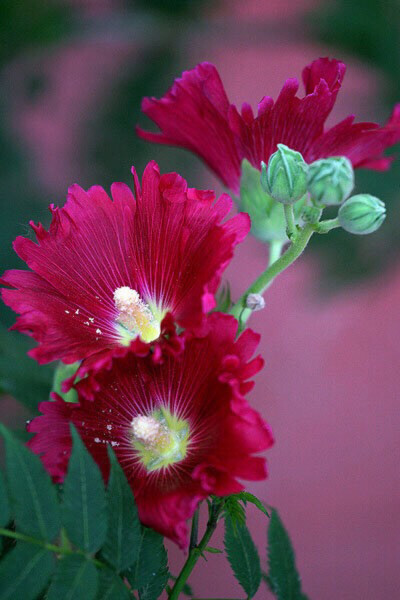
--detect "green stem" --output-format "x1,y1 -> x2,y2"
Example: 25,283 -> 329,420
0,527 -> 105,568
284,204 -> 297,240
231,223 -> 315,325
314,217 -> 340,234
169,501 -> 224,600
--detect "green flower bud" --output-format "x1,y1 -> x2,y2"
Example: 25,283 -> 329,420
239,159 -> 305,242
307,156 -> 354,207
261,144 -> 308,204
338,194 -> 386,235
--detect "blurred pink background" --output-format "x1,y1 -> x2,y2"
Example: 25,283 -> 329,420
2,1 -> 399,598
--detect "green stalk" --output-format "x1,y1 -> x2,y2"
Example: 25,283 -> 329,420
314,217 -> 340,234
169,501 -> 224,600
283,204 -> 297,239
231,223 -> 315,325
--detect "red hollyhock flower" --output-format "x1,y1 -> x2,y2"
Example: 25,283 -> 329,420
27,313 -> 274,548
1,161 -> 249,372
137,58 -> 400,193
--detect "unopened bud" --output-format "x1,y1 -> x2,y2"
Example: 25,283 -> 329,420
261,144 -> 308,205
307,157 -> 354,207
239,159 -> 305,242
338,194 -> 386,235
246,293 -> 265,311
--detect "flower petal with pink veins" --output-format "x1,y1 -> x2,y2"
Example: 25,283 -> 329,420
138,58 -> 400,192
1,162 -> 249,372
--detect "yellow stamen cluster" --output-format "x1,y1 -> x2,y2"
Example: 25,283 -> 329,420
130,408 -> 190,472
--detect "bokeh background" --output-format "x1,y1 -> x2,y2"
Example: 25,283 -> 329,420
1,1 -> 399,598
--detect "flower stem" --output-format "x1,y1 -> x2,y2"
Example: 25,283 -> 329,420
284,204 -> 298,240
169,500 -> 224,600
0,527 -> 105,568
230,223 -> 315,325
314,217 -> 340,234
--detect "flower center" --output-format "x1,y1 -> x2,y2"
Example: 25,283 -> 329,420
114,286 -> 160,344
130,408 -> 190,472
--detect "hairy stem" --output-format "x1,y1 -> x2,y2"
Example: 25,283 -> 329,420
169,501 -> 224,600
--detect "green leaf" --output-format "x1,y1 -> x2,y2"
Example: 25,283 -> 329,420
237,492 -> 270,518
0,424 -> 60,540
224,515 -> 261,599
0,542 -> 54,600
62,425 -> 107,553
97,567 -> 132,600
0,324 -> 54,411
102,447 -> 141,572
52,361 -> 79,403
138,562 -> 169,600
126,527 -> 167,590
267,508 -> 306,600
47,554 -> 98,600
0,470 -> 10,527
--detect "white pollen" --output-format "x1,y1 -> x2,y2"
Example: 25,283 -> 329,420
131,415 -> 165,446
75,309 -> 80,315
111,441 -> 119,447
113,286 -> 156,337
65,310 -> 70,314
96,328 -> 102,335
84,321 -> 90,326
114,287 -> 140,311
106,424 -> 112,431
89,317 -> 94,323
94,437 -> 101,443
